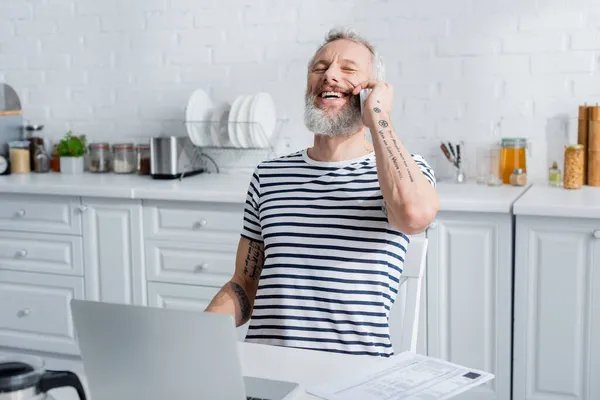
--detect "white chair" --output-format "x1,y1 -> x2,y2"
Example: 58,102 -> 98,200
388,236 -> 428,354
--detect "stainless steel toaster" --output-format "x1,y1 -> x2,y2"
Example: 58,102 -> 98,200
149,136 -> 205,179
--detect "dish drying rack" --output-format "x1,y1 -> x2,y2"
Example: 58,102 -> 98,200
183,118 -> 288,174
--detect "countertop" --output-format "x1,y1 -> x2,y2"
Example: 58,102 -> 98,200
513,184 -> 600,219
0,172 -> 531,213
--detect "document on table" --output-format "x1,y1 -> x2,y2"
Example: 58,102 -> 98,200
306,352 -> 494,400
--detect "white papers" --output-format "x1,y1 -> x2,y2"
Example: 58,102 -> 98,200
307,352 -> 494,400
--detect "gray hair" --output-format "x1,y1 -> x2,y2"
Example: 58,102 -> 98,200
307,26 -> 386,81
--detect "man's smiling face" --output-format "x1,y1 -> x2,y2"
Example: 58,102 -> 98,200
304,39 -> 374,137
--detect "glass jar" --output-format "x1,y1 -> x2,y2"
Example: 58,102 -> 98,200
500,138 -> 527,184
510,168 -> 527,186
112,143 -> 135,174
9,141 -> 31,174
563,144 -> 585,189
33,143 -> 50,173
135,144 -> 150,175
548,161 -> 561,187
50,144 -> 60,172
88,143 -> 111,173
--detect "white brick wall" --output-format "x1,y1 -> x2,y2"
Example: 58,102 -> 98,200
1,0 -> 600,181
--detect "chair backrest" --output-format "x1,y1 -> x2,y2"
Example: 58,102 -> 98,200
388,236 -> 428,354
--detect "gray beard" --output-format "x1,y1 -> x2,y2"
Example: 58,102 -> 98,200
303,93 -> 363,137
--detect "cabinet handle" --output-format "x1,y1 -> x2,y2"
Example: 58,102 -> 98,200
17,308 -> 31,318
15,209 -> 26,217
593,230 -> 600,239
195,263 -> 209,272
16,249 -> 28,258
193,219 -> 207,229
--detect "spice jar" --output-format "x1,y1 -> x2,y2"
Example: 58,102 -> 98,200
510,168 -> 527,186
563,144 -> 585,190
135,144 -> 150,175
112,143 -> 135,174
9,141 -> 31,174
89,143 -> 111,173
50,144 -> 60,172
33,143 -> 50,173
548,161 -> 561,187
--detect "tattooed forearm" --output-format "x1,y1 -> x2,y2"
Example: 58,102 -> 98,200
243,240 -> 264,281
230,282 -> 252,323
377,119 -> 416,183
378,129 -> 404,180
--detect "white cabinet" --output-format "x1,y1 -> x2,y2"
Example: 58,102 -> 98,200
81,198 -> 146,305
513,216 -> 600,400
426,212 -> 513,400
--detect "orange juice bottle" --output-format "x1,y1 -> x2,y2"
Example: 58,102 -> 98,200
499,138 -> 527,184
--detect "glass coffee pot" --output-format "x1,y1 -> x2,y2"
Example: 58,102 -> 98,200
0,355 -> 87,400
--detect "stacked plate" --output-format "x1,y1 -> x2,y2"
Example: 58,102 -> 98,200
185,89 -> 277,149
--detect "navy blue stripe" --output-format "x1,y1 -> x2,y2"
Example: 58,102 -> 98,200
248,324 -> 390,339
264,242 -> 404,263
262,221 -> 408,240
261,204 -> 382,213
261,263 -> 400,284
260,171 -> 378,179
257,283 -> 394,302
249,314 -> 388,328
261,178 -> 379,188
260,164 -> 340,171
243,226 -> 261,237
253,304 -> 387,317
243,217 -> 260,228
262,232 -> 406,251
244,204 -> 259,220
261,212 -> 387,223
262,186 -> 379,198
255,294 -> 388,308
259,273 -> 397,294
287,345 -> 392,357
240,233 -> 263,243
244,334 -> 392,348
261,194 -> 383,206
266,254 -> 403,275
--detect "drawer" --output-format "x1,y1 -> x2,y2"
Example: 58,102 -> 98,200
148,282 -> 220,311
146,240 -> 236,287
143,200 -> 244,244
147,282 -> 249,341
0,270 -> 84,355
0,194 -> 82,235
0,232 -> 84,276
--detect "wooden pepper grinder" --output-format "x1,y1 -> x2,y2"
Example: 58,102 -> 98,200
578,105 -> 590,184
588,105 -> 600,187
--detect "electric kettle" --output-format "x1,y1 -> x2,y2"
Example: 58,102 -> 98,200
0,355 -> 87,400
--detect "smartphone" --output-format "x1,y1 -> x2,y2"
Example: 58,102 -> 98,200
359,89 -> 371,116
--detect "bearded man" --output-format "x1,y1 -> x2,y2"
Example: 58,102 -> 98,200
205,27 -> 439,358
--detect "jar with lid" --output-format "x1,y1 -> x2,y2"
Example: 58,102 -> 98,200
9,141 -> 31,174
500,138 -> 528,184
548,161 -> 561,187
112,143 -> 135,174
89,143 -> 111,173
135,144 -> 150,175
563,144 -> 585,189
510,168 -> 527,186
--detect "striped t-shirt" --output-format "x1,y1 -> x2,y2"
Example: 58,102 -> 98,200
240,149 -> 436,357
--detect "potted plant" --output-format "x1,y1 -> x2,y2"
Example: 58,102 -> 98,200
56,131 -> 87,174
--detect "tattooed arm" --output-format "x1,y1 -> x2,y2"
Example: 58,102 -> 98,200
353,81 -> 439,234
205,236 -> 264,326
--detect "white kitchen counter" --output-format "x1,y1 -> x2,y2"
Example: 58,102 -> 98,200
435,181 -> 530,213
0,172 -> 533,212
513,184 -> 600,219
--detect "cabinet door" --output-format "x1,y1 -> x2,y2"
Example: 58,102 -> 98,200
427,212 -> 512,400
82,198 -> 145,305
514,216 -> 600,400
148,282 -> 249,341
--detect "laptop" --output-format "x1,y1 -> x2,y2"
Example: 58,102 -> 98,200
70,299 -> 301,400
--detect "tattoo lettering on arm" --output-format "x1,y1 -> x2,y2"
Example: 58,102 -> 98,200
230,282 -> 252,322
378,129 -> 403,180
391,136 -> 415,183
244,240 -> 264,281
